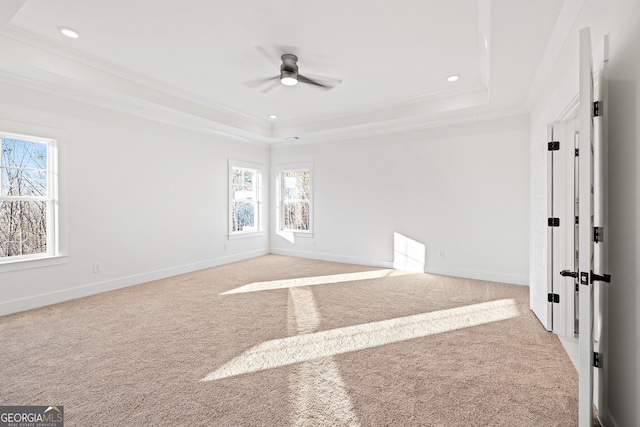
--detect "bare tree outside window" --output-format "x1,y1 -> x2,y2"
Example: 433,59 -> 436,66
281,170 -> 310,231
229,160 -> 262,236
231,167 -> 258,233
0,137 -> 50,258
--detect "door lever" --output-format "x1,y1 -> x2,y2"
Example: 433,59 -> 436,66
591,271 -> 611,284
560,270 -> 578,278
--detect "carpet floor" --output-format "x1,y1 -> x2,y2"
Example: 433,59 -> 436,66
0,255 -> 579,426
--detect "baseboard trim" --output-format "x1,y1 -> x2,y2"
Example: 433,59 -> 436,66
604,408 -> 620,427
0,249 -> 268,316
269,248 -> 394,269
269,249 -> 529,286
424,266 -> 529,286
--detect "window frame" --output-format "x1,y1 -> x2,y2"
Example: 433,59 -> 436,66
276,162 -> 313,236
0,120 -> 67,273
0,130 -> 59,265
228,159 -> 264,238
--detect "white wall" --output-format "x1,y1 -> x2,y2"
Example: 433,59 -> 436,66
529,0 -> 640,425
0,82 -> 269,316
270,115 -> 530,285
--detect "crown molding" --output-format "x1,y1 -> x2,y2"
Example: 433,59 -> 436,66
270,84 -> 489,141
0,24 -> 265,124
270,106 -> 529,148
0,34 -> 275,144
0,67 -> 273,146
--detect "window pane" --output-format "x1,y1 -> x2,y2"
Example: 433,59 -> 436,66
283,201 -> 310,230
1,168 -> 47,196
1,138 -> 48,197
281,168 -> 310,231
232,169 -> 243,185
2,138 -> 47,169
243,170 -> 254,190
230,165 -> 260,234
0,200 -> 48,257
283,171 -> 309,200
232,201 -> 256,232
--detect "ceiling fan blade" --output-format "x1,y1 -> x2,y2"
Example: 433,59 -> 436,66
243,76 -> 279,88
254,46 -> 281,67
261,78 -> 282,93
298,74 -> 342,90
255,46 -> 301,66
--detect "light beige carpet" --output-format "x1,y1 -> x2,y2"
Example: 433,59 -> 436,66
0,255 -> 579,426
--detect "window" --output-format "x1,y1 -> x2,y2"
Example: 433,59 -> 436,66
278,164 -> 312,233
229,160 -> 263,236
1,132 -> 57,261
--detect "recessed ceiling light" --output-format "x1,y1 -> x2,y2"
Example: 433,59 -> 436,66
269,114 -> 278,119
447,74 -> 460,82
58,26 -> 79,39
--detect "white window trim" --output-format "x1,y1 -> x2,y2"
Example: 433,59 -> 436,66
0,254 -> 69,273
0,125 -> 67,270
228,159 -> 264,239
276,162 -> 313,237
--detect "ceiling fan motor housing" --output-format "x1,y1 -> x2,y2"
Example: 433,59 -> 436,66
280,54 -> 299,83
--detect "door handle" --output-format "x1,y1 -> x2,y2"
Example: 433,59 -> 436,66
591,272 -> 611,284
560,270 -> 578,278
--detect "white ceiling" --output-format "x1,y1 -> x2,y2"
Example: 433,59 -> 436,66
0,0 -> 571,144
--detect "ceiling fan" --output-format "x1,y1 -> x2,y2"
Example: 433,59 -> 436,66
245,50 -> 342,92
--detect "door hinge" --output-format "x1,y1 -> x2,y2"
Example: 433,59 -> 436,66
593,101 -> 602,117
575,148 -> 579,157
575,216 -> 579,225
548,141 -> 560,151
593,226 -> 604,243
593,352 -> 601,368
548,217 -> 560,227
547,293 -> 560,303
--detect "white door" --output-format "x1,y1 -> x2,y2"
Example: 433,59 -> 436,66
592,34 -> 608,424
556,114 -> 580,337
530,125 -> 553,330
547,114 -> 579,338
578,27 -> 609,427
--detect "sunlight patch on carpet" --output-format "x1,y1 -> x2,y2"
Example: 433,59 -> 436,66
289,286 -> 321,334
287,287 -> 360,426
221,269 -> 415,295
201,298 -> 521,381
291,357 -> 360,427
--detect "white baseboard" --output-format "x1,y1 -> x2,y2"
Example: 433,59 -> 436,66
0,249 -> 268,316
269,249 -> 528,286
604,408 -> 621,427
424,265 -> 529,286
269,248 -> 394,269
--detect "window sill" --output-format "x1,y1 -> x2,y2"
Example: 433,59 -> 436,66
0,254 -> 69,273
277,230 -> 314,239
229,231 -> 265,240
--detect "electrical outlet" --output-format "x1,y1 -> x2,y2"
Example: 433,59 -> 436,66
438,250 -> 445,259
224,242 -> 229,251
93,262 -> 102,273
